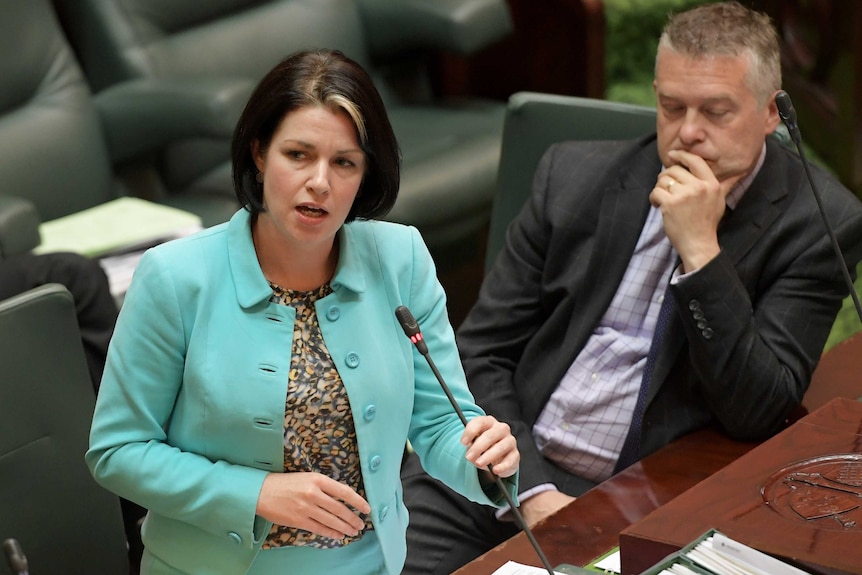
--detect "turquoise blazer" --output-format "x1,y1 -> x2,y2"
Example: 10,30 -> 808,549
87,208 -> 516,574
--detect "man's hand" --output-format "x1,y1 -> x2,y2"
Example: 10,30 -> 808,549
650,149 -> 728,273
519,490 -> 576,527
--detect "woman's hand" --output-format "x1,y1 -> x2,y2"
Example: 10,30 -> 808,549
461,415 -> 519,478
256,472 -> 370,540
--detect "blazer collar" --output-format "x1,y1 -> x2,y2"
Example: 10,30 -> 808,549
717,137 -> 789,265
648,137 -> 788,404
589,137 -> 663,284
227,208 -> 367,309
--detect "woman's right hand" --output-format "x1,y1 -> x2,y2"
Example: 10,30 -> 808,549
256,472 -> 371,540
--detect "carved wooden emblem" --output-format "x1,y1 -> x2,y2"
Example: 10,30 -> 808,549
761,454 -> 862,530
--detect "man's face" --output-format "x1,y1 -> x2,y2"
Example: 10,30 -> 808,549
654,47 -> 780,193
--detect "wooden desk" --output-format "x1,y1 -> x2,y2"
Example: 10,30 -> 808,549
453,429 -> 756,574
620,398 -> 862,575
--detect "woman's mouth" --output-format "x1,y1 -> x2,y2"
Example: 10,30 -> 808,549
297,205 -> 327,218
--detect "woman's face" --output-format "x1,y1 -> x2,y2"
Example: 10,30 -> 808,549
252,104 -> 366,255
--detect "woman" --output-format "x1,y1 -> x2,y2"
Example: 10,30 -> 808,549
86,49 -> 519,575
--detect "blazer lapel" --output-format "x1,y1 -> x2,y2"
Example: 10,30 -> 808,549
646,138 -> 789,403
583,141 -> 662,329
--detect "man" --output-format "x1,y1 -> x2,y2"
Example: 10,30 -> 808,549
0,251 -> 117,389
0,251 -> 148,571
401,2 -> 862,573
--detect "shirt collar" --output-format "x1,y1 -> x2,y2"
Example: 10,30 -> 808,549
725,142 -> 766,210
228,209 -> 366,309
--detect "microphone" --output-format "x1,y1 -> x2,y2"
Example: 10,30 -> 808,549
774,90 -> 862,325
775,90 -> 800,145
2,539 -> 29,575
394,306 -> 557,575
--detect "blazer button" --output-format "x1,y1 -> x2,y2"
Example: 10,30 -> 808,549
326,306 -> 341,321
692,309 -> 705,321
363,404 -> 377,421
696,319 -> 708,330
227,532 -> 242,544
378,505 -> 390,521
369,455 -> 382,471
345,352 -> 360,368
701,327 -> 714,340
688,299 -> 701,311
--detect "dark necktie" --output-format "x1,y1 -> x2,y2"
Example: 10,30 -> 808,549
614,287 -> 676,473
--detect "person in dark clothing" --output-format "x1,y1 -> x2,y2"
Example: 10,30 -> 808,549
401,2 -> 862,573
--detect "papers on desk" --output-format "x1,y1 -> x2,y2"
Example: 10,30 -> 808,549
590,548 -> 621,573
490,561 -> 578,575
646,531 -> 811,575
491,531 -> 811,575
33,197 -> 203,299
34,197 -> 202,258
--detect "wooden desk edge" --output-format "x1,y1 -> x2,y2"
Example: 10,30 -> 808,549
453,428 -> 755,575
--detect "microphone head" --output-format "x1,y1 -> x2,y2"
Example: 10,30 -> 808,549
775,90 -> 797,124
775,90 -> 802,144
395,305 -> 420,337
395,305 -> 428,354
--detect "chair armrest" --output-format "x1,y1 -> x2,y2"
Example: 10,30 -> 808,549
0,196 -> 41,259
358,0 -> 513,56
94,77 -> 256,163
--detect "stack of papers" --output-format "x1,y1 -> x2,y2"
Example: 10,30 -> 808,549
652,532 -> 811,575
33,197 -> 203,298
34,197 -> 202,258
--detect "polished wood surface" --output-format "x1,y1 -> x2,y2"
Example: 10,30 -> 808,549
453,428 -> 756,574
619,398 -> 862,575
804,332 -> 862,413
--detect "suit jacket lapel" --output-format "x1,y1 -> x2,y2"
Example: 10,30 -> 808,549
582,141 -> 661,333
646,138 -> 789,404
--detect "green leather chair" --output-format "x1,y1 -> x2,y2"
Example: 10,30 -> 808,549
0,284 -> 129,575
50,0 -> 514,258
486,92 -> 658,271
0,0 -> 241,261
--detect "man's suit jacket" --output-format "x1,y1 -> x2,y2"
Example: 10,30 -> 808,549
459,135 -> 862,494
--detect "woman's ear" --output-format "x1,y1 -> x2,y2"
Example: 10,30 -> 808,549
251,140 -> 264,172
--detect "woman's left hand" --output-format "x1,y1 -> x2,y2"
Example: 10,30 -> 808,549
461,415 -> 519,478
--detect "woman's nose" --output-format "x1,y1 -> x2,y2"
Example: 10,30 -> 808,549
307,161 -> 331,195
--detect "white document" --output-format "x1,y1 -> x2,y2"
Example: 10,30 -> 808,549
490,561 -> 572,575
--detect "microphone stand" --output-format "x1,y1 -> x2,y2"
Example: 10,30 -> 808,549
775,90 -> 862,324
395,306 -> 557,575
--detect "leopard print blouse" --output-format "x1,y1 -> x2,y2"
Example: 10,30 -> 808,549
262,282 -> 373,549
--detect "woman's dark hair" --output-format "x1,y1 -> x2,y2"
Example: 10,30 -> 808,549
231,49 -> 401,221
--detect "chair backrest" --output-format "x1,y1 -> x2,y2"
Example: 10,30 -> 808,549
52,0 -> 374,93
486,92 -> 657,271
0,284 -> 129,575
0,0 -> 115,223
51,0 -> 515,260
